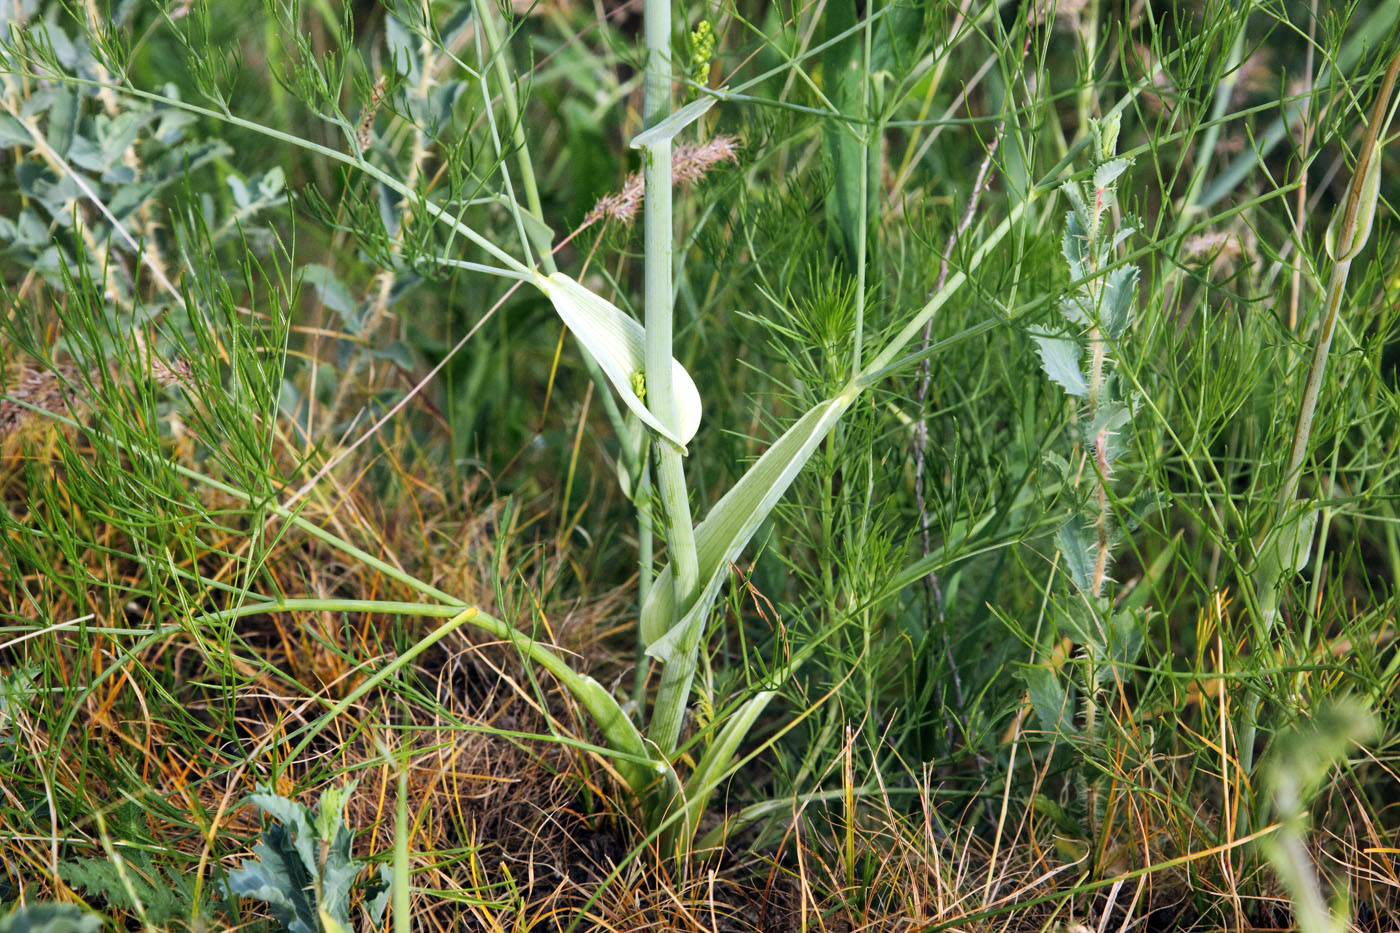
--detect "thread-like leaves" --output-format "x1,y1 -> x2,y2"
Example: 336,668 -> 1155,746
538,272 -> 702,448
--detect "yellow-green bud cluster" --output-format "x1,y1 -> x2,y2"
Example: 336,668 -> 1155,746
689,21 -> 714,88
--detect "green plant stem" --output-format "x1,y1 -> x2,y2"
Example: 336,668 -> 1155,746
641,0 -> 702,757
633,461 -> 656,711
1240,47 -> 1400,804
476,0 -> 556,275
1175,15 -> 1249,232
393,748 -> 410,933
860,198 -> 1032,379
276,602 -> 653,788
1075,0 -> 1101,129
1196,2 -> 1397,211
143,457 -> 659,791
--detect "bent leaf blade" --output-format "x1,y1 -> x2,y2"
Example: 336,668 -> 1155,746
539,272 -> 701,447
643,392 -> 854,655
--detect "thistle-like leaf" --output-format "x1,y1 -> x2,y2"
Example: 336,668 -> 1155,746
228,822 -> 318,933
1059,287 -> 1092,327
1031,331 -> 1088,397
1022,664 -> 1076,735
1056,515 -> 1097,595
0,905 -> 101,933
1093,157 -> 1130,190
1061,209 -> 1089,279
1060,183 -> 1090,235
1103,264 -> 1139,339
1099,608 -> 1147,685
245,788 -> 320,878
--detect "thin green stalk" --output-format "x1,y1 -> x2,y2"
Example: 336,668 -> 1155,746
34,402 -> 663,791
852,7 -> 871,375
859,86 -> 1147,385
1240,47 -> 1400,798
1255,49 -> 1400,625
633,461 -> 656,711
1174,14 -> 1249,232
1074,0 -> 1101,129
393,746 -> 410,933
278,603 -> 653,789
476,0 -> 557,274
1196,2 -> 1397,211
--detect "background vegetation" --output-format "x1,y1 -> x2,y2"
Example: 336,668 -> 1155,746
1,0 -> 1399,930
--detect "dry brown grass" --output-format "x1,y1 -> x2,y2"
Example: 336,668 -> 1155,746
5,426 -> 1399,931
3,312 -> 1396,933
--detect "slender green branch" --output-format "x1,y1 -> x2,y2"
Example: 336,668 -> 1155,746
0,68 -> 531,276
476,0 -> 556,274
1238,48 -> 1400,809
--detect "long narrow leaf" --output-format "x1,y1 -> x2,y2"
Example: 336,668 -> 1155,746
642,391 -> 855,656
630,96 -> 717,150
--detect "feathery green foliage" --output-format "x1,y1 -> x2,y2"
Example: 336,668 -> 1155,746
0,0 -> 1398,929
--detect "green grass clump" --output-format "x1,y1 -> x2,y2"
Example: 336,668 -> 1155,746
1,1 -> 1399,930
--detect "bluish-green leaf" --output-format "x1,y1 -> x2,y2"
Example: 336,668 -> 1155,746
301,264 -> 361,332
1099,608 -> 1146,684
1022,664 -> 1076,736
1060,182 -> 1089,232
228,821 -> 318,933
1103,264 -> 1139,339
45,87 -> 78,158
1056,515 -> 1097,595
630,96 -> 717,150
1061,210 -> 1089,279
0,113 -> 29,147
1060,287 -> 1091,327
246,789 -> 320,878
1093,157 -> 1130,190
538,272 -> 702,448
1031,331 -> 1088,397
0,905 -> 101,933
384,13 -> 421,82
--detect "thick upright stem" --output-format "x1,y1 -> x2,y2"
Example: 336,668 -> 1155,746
641,0 -> 701,755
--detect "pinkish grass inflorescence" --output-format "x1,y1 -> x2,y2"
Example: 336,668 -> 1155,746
582,135 -> 740,230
